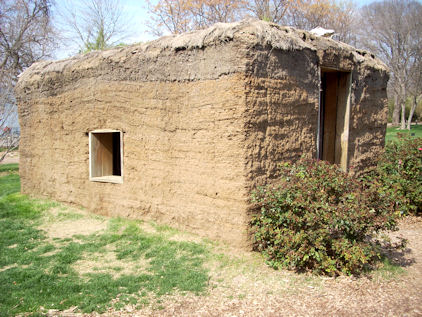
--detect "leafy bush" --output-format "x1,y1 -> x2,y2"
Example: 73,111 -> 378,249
365,135 -> 422,215
251,158 -> 399,276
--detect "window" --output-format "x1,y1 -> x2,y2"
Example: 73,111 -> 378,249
89,130 -> 123,183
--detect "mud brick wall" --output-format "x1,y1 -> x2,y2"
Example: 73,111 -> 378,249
348,67 -> 389,172
16,20 -> 389,246
243,48 -> 320,190
18,75 -> 250,246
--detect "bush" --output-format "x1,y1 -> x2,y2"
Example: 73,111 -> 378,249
251,158 -> 399,276
366,135 -> 422,215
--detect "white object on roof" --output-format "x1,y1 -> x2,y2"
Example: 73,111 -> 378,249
310,27 -> 335,38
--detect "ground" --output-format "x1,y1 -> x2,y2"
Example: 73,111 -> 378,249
93,221 -> 422,316
38,215 -> 422,317
1,151 -> 421,316
0,151 -> 19,165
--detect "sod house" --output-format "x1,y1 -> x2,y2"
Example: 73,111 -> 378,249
16,20 -> 389,246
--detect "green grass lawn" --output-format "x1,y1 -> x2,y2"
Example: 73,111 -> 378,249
385,124 -> 422,143
0,166 -> 210,315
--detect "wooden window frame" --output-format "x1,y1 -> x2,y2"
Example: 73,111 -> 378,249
89,129 -> 123,184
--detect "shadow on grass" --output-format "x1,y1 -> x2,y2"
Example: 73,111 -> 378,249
372,237 -> 414,279
380,242 -> 415,268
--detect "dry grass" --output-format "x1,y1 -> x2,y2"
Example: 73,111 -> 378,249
40,216 -> 107,239
73,251 -> 152,279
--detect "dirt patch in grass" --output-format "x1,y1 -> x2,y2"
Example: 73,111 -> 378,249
39,215 -> 107,239
0,151 -> 19,165
137,222 -> 158,235
167,232 -> 204,244
73,251 -> 152,279
0,264 -> 18,273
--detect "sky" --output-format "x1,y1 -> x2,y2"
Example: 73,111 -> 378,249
53,0 -> 154,59
53,0 -> 391,59
119,0 -> 155,44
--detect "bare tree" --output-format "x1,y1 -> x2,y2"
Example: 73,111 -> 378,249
406,51 -> 422,129
189,0 -> 245,30
246,0 -> 290,23
405,12 -> 422,129
58,0 -> 132,52
0,72 -> 19,161
146,0 -> 246,36
0,0 -> 54,76
358,0 -> 422,128
282,0 -> 357,44
146,0 -> 190,36
147,0 -> 356,42
0,0 -> 55,161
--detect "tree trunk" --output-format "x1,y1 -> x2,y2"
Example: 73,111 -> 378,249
392,94 -> 401,126
407,95 -> 418,130
400,98 -> 406,129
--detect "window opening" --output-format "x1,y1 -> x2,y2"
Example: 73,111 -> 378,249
89,130 -> 123,183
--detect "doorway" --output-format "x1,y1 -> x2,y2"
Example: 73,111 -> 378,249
318,69 -> 351,171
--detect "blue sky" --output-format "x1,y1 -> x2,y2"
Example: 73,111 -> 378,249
354,0 -> 380,5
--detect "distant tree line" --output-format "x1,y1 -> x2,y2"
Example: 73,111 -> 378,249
358,0 -> 422,128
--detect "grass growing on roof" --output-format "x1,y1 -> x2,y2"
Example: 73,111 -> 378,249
0,169 -> 209,316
